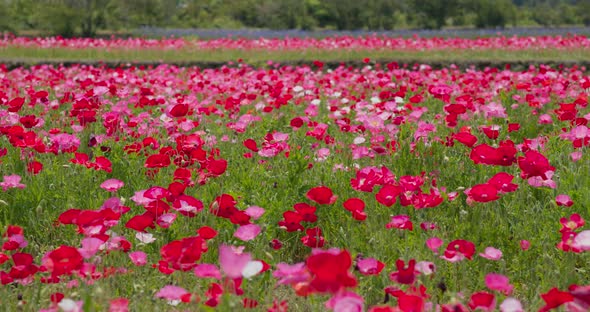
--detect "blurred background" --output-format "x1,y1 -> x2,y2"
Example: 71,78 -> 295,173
0,0 -> 589,38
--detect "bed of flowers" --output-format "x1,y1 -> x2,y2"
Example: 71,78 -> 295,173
0,61 -> 589,311
2,34 -> 590,51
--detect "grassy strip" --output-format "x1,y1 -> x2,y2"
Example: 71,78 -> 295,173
1,47 -> 590,66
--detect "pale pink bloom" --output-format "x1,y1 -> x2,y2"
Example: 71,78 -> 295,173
538,114 -> 553,124
447,192 -> 459,201
109,298 -> 129,312
135,232 -> 156,244
66,280 -> 79,288
485,273 -> 513,295
0,174 -> 26,191
179,120 -> 195,131
129,251 -> 147,266
94,86 -> 109,96
356,258 -> 384,275
194,264 -> 221,279
353,136 -> 366,144
273,262 -> 310,285
499,298 -> 523,312
6,234 -> 27,249
414,121 -> 436,142
315,148 -> 331,161
482,101 -> 507,118
573,230 -> 590,251
156,213 -> 177,228
527,171 -> 557,189
415,261 -> 436,275
426,237 -> 444,254
571,151 -> 583,162
351,145 -> 373,160
325,291 -> 364,312
219,244 -> 251,279
58,299 -> 84,312
244,206 -> 265,220
234,224 -> 261,241
130,190 -> 151,206
479,247 -> 503,261
154,285 -> 189,301
78,237 -> 104,259
556,194 -> 574,207
100,179 -> 124,192
50,133 -> 81,153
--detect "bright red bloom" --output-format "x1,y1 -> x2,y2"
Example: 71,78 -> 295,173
145,153 -> 171,168
539,288 -> 574,312
487,172 -> 518,193
306,249 -> 357,293
293,203 -> 318,223
197,226 -> 218,239
442,239 -> 476,262
45,246 -> 83,276
376,184 -> 402,207
160,236 -> 206,271
306,186 -> 337,205
453,132 -> 478,147
517,150 -> 555,179
278,211 -> 304,232
27,161 -> 43,175
93,156 -> 112,173
9,252 -> 38,279
343,198 -> 365,212
301,227 -> 325,248
125,213 -> 156,232
470,144 -> 517,166
468,292 -> 496,311
243,139 -> 259,152
343,198 -> 367,221
206,158 -> 227,176
169,104 -> 188,117
465,183 -> 500,203
398,293 -> 425,312
389,259 -> 418,285
7,97 -> 25,112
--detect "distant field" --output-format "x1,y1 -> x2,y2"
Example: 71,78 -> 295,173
2,47 -> 590,68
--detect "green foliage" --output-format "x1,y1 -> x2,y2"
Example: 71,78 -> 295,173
1,0 -> 589,36
473,0 -> 517,28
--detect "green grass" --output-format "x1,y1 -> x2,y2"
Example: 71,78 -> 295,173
2,47 -> 590,66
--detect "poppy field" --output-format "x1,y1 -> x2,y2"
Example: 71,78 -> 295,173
2,35 -> 590,65
0,40 -> 590,312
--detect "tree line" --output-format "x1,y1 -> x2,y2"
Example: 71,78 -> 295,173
1,0 -> 589,37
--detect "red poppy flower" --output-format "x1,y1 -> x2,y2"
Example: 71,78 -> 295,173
306,249 -> 357,293
145,153 -> 171,168
465,183 -> 500,203
390,259 -> 418,285
306,186 -> 337,205
45,246 -> 83,276
468,292 -> 496,311
278,211 -> 304,232
301,227 -> 325,248
539,288 -> 574,312
376,184 -> 402,207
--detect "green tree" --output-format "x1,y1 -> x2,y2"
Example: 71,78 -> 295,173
579,1 -> 590,26
473,0 -> 516,28
410,0 -> 458,29
0,0 -> 14,32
